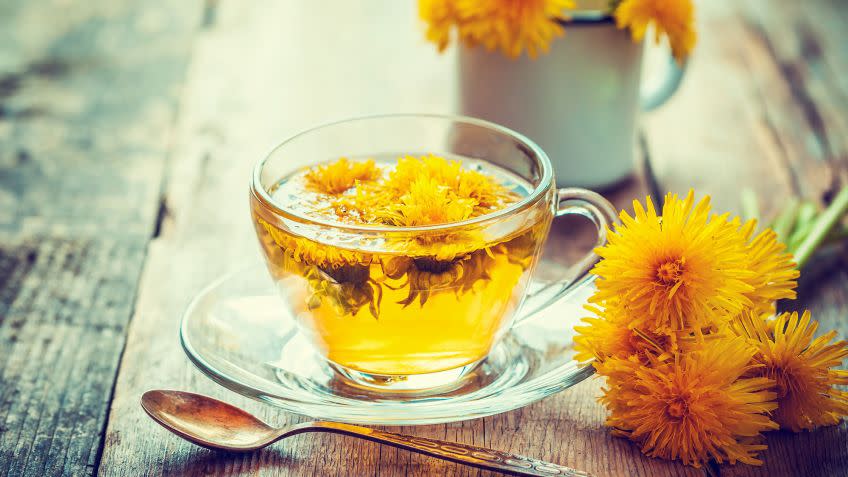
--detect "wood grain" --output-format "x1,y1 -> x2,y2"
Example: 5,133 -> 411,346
0,0 -> 200,475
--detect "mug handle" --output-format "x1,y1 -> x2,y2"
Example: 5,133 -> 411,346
640,53 -> 687,112
516,188 -> 618,322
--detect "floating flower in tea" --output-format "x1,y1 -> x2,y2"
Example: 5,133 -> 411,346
380,176 -> 476,227
304,157 -> 381,195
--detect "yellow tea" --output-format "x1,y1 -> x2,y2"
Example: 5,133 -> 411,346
251,155 -> 551,375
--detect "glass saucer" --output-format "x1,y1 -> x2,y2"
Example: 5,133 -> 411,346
180,264 -> 596,425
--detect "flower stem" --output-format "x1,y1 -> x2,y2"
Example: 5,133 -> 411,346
787,201 -> 819,252
793,185 -> 848,269
771,198 -> 799,245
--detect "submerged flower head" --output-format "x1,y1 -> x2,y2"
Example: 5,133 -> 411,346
732,311 -> 848,432
614,0 -> 697,62
591,191 -> 755,335
257,216 -> 371,270
597,336 -> 778,467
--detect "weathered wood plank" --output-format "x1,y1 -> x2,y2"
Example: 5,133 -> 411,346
0,239 -> 145,476
645,1 -> 848,476
0,1 -> 201,475
97,1 -> 699,476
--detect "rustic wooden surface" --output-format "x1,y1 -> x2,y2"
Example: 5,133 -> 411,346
0,0 -> 845,476
0,1 -> 200,475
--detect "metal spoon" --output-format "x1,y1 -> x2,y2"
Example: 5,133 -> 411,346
141,390 -> 591,476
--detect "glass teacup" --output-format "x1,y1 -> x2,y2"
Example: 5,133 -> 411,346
250,114 -> 616,391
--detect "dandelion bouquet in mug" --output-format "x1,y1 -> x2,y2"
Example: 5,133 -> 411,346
574,191 -> 848,467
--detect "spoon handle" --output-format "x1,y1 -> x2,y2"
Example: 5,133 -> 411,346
294,422 -> 591,477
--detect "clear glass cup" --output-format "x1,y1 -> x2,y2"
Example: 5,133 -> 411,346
249,114 -> 616,391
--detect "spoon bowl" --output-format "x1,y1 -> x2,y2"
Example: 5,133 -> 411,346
141,390 -> 280,451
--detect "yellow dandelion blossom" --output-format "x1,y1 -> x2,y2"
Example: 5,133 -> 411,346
614,0 -> 697,62
385,154 -> 517,217
591,191 -> 755,335
330,181 -> 388,224
388,154 -> 462,193
574,304 -> 671,364
457,167 -> 519,213
419,0 -> 455,52
596,336 -> 778,467
304,158 -> 381,195
732,311 -> 848,432
380,177 -> 476,227
732,220 -> 800,313
453,0 -> 573,58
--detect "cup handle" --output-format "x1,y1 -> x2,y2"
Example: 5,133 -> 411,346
640,53 -> 687,112
515,188 -> 618,323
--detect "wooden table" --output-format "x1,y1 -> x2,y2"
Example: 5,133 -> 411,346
1,1 -> 846,476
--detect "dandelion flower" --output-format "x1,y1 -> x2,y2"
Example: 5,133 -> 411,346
591,191 -> 755,335
456,167 -> 518,213
385,154 -> 517,217
454,0 -> 573,58
304,158 -> 381,195
732,311 -> 848,432
574,304 -> 671,364
310,154 -> 517,226
330,182 -> 387,224
732,221 -> 799,313
597,336 -> 778,467
614,0 -> 697,62
387,155 -> 463,194
383,177 -> 476,226
419,0 -> 456,52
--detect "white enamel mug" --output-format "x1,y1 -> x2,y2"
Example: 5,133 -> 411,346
457,13 -> 685,189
